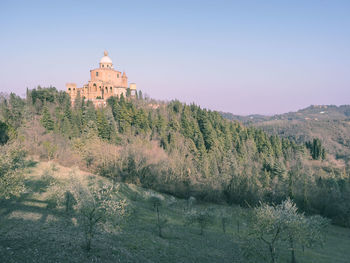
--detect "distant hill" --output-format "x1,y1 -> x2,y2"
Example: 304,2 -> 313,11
221,105 -> 350,165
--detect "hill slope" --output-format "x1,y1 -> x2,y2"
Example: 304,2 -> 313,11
1,161 -> 350,263
221,105 -> 350,165
1,89 -> 350,227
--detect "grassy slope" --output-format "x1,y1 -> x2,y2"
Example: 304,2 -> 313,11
0,161 -> 349,263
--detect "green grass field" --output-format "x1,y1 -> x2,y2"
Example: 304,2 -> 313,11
0,161 -> 349,263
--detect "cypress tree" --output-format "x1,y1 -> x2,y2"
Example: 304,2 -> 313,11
0,121 -> 9,145
138,90 -> 143,100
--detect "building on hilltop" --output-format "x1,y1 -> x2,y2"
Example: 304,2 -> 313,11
66,51 -> 136,107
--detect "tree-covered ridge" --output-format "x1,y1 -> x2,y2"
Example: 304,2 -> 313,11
221,105 -> 350,165
1,87 -> 350,227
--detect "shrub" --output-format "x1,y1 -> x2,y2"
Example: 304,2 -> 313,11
185,209 -> 214,235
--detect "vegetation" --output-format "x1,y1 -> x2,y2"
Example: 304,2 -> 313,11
148,195 -> 168,237
221,105 -> 350,165
0,142 -> 27,199
74,182 -> 127,251
241,199 -> 329,263
0,120 -> 9,145
1,87 -> 350,227
0,161 -> 348,262
185,209 -> 214,235
305,138 -> 326,160
0,87 -> 350,261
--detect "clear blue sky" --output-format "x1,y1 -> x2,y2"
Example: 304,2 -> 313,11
0,0 -> 349,115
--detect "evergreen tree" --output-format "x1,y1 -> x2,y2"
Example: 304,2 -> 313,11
96,110 -> 111,140
306,138 -> 326,160
61,117 -> 72,138
40,106 -> 54,131
138,90 -> 143,100
133,109 -> 149,132
126,88 -> 131,97
0,121 -> 9,145
197,111 -> 216,151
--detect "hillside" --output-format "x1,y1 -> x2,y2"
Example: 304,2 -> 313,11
221,105 -> 350,165
1,88 -> 350,228
1,88 -> 350,263
1,161 -> 350,263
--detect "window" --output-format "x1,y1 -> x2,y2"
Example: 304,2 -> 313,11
117,74 -> 119,78
68,88 -> 71,91
96,72 -> 98,77
110,87 -> 112,90
102,65 -> 104,68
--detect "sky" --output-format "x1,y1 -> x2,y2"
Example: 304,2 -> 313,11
0,0 -> 349,115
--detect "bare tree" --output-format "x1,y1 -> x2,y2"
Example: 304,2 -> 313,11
148,195 -> 168,237
185,209 -> 214,235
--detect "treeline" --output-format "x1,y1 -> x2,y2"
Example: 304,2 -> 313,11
1,87 -> 350,226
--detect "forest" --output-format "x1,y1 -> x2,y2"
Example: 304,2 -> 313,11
1,87 -> 349,227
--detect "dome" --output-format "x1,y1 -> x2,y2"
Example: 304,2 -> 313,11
100,51 -> 113,64
100,56 -> 112,64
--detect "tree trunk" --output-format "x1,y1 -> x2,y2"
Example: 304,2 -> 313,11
157,205 -> 162,237
86,236 -> 91,251
86,216 -> 94,251
269,244 -> 276,263
290,237 -> 296,263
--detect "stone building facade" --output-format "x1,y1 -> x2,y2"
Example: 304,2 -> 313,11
66,51 -> 136,107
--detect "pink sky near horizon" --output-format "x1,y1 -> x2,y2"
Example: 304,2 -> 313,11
0,0 -> 349,115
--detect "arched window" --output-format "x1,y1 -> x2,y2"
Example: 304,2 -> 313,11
93,83 -> 97,92
110,87 -> 112,90
117,74 -> 119,78
68,88 -> 71,91
96,72 -> 98,77
102,65 -> 104,68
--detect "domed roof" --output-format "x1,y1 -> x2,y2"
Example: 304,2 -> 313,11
100,51 -> 113,64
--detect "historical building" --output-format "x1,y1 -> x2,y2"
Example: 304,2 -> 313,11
66,51 -> 136,107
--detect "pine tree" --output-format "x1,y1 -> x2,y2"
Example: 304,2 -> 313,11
64,102 -> 72,122
181,107 -> 194,139
74,91 -> 82,109
40,106 -> 54,131
61,116 -> 72,138
197,111 -> 216,151
133,109 -> 149,132
96,110 -> 111,140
